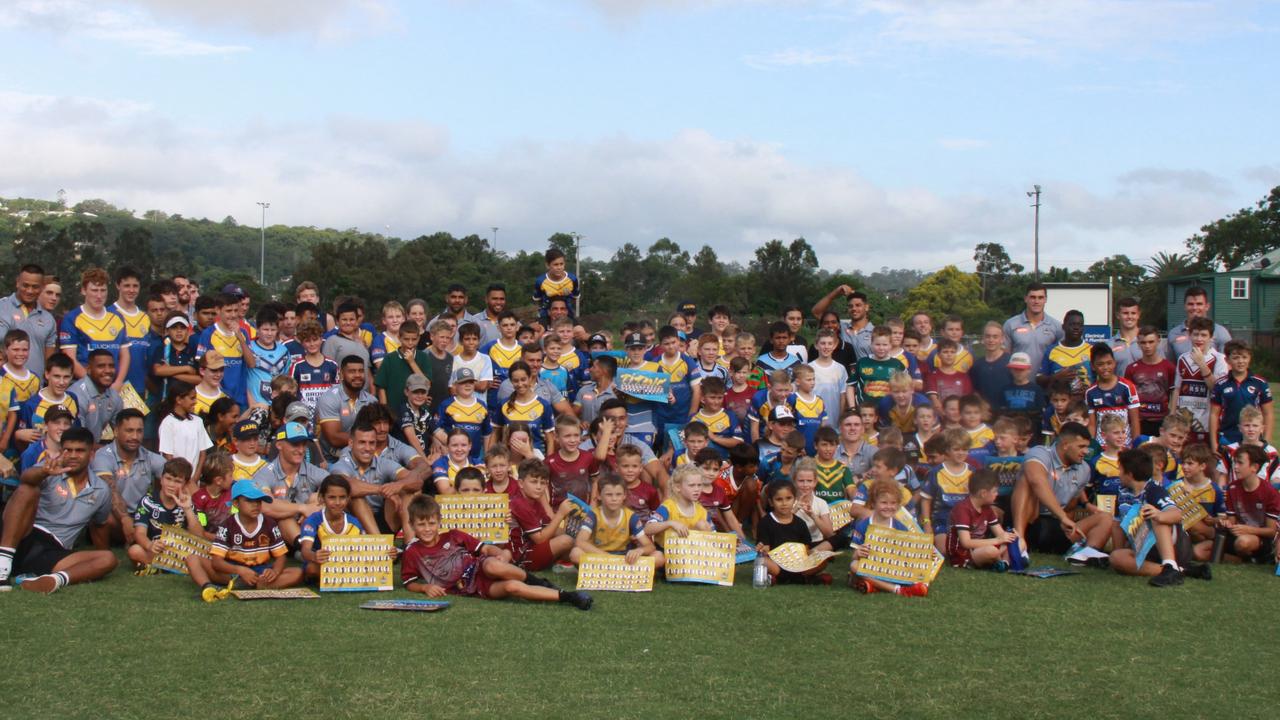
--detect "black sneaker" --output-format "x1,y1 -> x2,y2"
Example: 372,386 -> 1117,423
1149,564 -> 1184,588
1084,556 -> 1110,570
1183,563 -> 1212,581
558,589 -> 593,611
523,573 -> 557,590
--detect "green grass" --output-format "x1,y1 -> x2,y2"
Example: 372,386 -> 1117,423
3,554 -> 1278,720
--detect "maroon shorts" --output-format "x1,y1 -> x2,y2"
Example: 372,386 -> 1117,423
523,539 -> 556,572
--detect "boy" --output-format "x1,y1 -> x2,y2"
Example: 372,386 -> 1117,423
789,365 -> 828,455
753,405 -> 795,465
1208,340 -> 1272,452
1172,316 -> 1228,445
919,428 -> 974,551
1109,448 -> 1208,586
756,321 -> 803,375
193,351 -> 228,416
958,394 -> 994,450
848,326 -> 899,407
374,320 -> 430,417
1217,406 -> 1277,483
532,247 -> 580,324
126,458 -> 204,570
688,335 -> 730,420
812,426 -> 856,504
759,431 -> 806,485
482,311 -> 524,407
930,315 -> 973,372
694,448 -> 748,543
0,330 -> 41,454
59,267 -> 130,387
809,329 -> 849,427
551,317 -> 590,398
1088,414 -> 1129,510
546,415 -> 600,507
369,301 -> 404,370
1084,343 -> 1141,446
186,479 -> 302,602
1041,379 -> 1074,445
655,325 -> 695,437
882,318 -> 924,390
509,459 -> 578,571
672,420 -> 710,469
1124,325 -> 1176,437
616,444 -> 662,518
876,370 -> 929,434
15,352 -> 78,450
453,322 -> 494,399
1197,444 -> 1280,563
999,352 -> 1046,420
434,368 -> 492,465
571,473 -> 656,566
1038,310 -> 1092,400
195,292 -> 252,407
970,321 -> 1011,410
924,339 -> 973,413
321,301 -> 372,372
850,446 -> 916,519
291,320 -> 339,411
747,370 -> 793,443
690,377 -> 742,456
946,468 -> 1013,569
148,312 -> 200,403
402,494 -> 592,609
246,308 -> 291,411
736,332 -> 768,391
1178,443 -> 1223,543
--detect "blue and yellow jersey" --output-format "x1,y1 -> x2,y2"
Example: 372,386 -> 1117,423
690,408 -> 739,454
435,397 -> 492,464
928,345 -> 974,373
1176,479 -> 1224,517
584,506 -> 646,553
787,392 -> 828,455
197,325 -> 247,406
1089,452 -> 1123,498
652,498 -> 708,547
966,423 -> 995,450
1041,342 -> 1093,395
494,396 -> 555,453
370,332 -> 401,365
923,463 -> 972,526
194,387 -> 226,417
110,304 -> 151,396
532,271 -> 580,316
0,366 -> 40,406
430,456 -> 482,489
59,306 -> 127,366
17,391 -> 77,431
299,510 -> 364,550
233,454 -> 268,481
658,353 -> 695,420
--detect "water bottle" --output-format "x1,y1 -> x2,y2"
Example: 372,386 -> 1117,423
752,554 -> 769,589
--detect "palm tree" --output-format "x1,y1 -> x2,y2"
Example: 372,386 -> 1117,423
1139,252 -> 1198,328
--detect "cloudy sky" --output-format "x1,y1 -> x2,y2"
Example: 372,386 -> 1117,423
1,0 -> 1276,272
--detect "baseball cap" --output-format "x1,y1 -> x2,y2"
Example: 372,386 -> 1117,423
231,479 -> 273,503
677,301 -> 697,315
625,332 -> 646,348
284,401 -> 311,423
221,283 -> 246,298
276,421 -> 313,443
1007,352 -> 1032,370
201,350 -> 226,370
769,405 -> 796,423
451,367 -> 477,384
165,314 -> 191,329
232,420 -> 260,439
588,333 -> 609,347
405,374 -> 429,392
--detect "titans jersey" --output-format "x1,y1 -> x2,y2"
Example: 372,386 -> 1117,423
1089,452 -> 1123,499
691,408 -> 740,457
1041,342 -> 1093,396
483,339 -> 523,406
197,325 -> 247,406
299,510 -> 364,550
494,396 -> 555,453
0,365 -> 40,406
928,345 -> 974,373
246,341 -> 291,406
658,353 -> 696,422
924,464 -> 973,526
532,271 -> 580,318
788,392 -> 828,454
583,506 -> 646,553
430,457 -> 482,489
435,397 -> 491,464
110,304 -> 151,396
59,306 -> 127,366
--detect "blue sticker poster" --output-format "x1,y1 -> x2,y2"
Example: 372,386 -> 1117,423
616,367 -> 671,403
1120,502 -> 1156,566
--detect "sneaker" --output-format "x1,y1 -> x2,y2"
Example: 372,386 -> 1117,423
523,573 -> 557,590
1183,563 -> 1212,581
1149,564 -> 1184,588
200,584 -> 222,604
990,561 -> 1009,573
899,582 -> 929,598
1083,556 -> 1110,570
561,590 -> 593,611
551,561 -> 575,574
20,575 -> 58,594
853,578 -> 877,594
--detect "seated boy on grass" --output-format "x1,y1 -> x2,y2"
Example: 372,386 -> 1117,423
570,473 -> 657,567
946,468 -> 1014,570
127,458 -> 204,572
1109,448 -> 1209,586
187,480 -> 303,602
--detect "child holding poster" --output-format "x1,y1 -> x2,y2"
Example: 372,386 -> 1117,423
402,494 -> 593,610
945,469 -> 1014,570
1109,449 -> 1208,586
299,475 -> 396,582
570,474 -> 656,566
644,465 -> 713,556
755,478 -> 832,585
508,459 -> 576,571
126,458 -> 204,571
695,448 -> 748,544
186,480 -> 303,602
1176,443 -> 1222,543
848,478 -> 929,597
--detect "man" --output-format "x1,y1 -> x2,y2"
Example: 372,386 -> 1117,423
431,284 -> 481,339
1166,287 -> 1232,361
576,354 -> 619,427
1010,422 -> 1102,556
316,355 -> 378,464
812,285 -> 874,361
251,422 -> 327,544
1003,282 -> 1063,374
59,267 -> 130,388
834,408 -> 877,478
110,267 -> 152,400
474,284 -> 507,346
910,311 -> 936,361
494,343 -> 575,417
0,427 -> 119,592
68,350 -> 123,445
330,422 -> 410,533
90,409 -> 165,540
1108,297 -> 1143,375
0,263 -> 57,378
581,398 -> 669,494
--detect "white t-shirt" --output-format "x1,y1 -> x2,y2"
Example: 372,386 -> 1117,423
453,353 -> 495,384
808,359 -> 849,428
795,495 -> 831,542
158,413 -> 213,472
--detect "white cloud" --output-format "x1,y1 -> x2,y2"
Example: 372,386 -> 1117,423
0,0 -> 249,56
743,47 -> 860,69
0,90 -> 1240,272
937,138 -> 989,151
123,0 -> 394,40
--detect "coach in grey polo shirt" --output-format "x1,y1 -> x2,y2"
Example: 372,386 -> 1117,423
91,409 -> 165,511
253,423 -> 328,509
1003,283 -> 1063,373
69,350 -> 124,444
331,429 -> 407,515
1165,287 -> 1231,362
0,264 -> 58,377
1011,423 -> 1094,554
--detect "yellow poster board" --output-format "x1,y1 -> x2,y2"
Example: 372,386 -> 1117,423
829,501 -> 854,532
1096,494 -> 1117,516
768,542 -> 838,573
1166,481 -> 1209,529
664,530 -> 736,586
319,535 -> 395,592
148,526 -> 211,575
855,524 -> 943,585
438,494 -> 509,544
576,554 -> 656,592
119,384 -> 149,415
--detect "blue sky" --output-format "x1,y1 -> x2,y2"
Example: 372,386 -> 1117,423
1,0 -> 1276,273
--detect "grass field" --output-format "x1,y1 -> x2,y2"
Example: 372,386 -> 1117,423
3,552 -> 1279,720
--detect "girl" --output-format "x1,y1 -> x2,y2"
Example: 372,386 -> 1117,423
849,477 -> 929,597
494,362 -> 556,456
503,422 -> 544,464
405,299 -> 429,351
299,474 -> 395,583
755,478 -> 832,585
158,380 -> 212,485
429,428 -> 478,494
203,397 -> 241,453
127,457 -> 203,571
791,458 -> 836,549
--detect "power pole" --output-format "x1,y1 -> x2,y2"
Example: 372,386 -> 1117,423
1026,185 -> 1041,279
257,201 -> 270,285
491,226 -> 499,252
570,232 -> 582,316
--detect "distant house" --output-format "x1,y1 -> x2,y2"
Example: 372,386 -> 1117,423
1166,249 -> 1280,344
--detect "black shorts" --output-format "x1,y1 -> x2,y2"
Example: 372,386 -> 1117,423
1027,516 -> 1072,555
13,528 -> 71,577
1228,534 -> 1275,561
1139,419 -> 1164,438
826,533 -> 851,551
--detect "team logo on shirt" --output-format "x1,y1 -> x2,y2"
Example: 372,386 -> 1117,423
233,533 -> 244,544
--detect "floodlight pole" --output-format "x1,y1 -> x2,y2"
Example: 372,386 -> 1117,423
257,201 -> 270,285
1027,185 -> 1041,279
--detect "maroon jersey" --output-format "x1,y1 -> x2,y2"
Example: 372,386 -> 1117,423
699,482 -> 733,531
926,371 -> 972,404
546,451 -> 599,507
1124,359 -> 1175,420
400,529 -> 491,597
1224,480 -> 1280,528
509,491 -> 551,538
725,386 -> 754,424
945,498 -> 1000,567
625,481 -> 660,521
192,487 -> 231,531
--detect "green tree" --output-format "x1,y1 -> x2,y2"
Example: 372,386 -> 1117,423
1186,186 -> 1280,269
113,226 -> 156,282
974,242 -> 1024,303
746,238 -> 819,315
902,266 -> 990,330
1080,254 -> 1146,300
